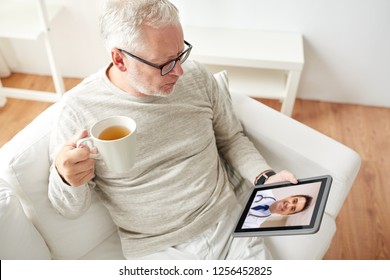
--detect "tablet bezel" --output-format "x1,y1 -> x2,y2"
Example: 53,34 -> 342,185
232,175 -> 332,237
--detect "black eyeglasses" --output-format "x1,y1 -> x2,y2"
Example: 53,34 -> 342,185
118,40 -> 192,76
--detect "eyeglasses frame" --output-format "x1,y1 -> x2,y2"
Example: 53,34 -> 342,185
118,40 -> 192,76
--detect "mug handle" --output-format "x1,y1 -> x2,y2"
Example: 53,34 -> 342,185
76,137 -> 101,160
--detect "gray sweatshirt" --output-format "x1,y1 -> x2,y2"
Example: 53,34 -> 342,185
48,60 -> 270,258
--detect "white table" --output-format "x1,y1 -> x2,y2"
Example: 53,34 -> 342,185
184,27 -> 304,116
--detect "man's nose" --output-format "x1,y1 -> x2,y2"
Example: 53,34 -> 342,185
170,61 -> 184,76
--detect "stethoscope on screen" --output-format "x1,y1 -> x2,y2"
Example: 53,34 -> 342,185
249,194 -> 276,218
254,194 -> 276,203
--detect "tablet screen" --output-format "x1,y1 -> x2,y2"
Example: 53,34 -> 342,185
232,175 -> 332,237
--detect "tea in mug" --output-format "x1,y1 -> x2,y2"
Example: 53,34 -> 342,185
98,125 -> 131,141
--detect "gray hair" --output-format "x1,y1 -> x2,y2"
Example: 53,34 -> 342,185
100,0 -> 180,52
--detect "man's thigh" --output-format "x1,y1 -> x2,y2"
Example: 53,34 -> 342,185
225,235 -> 272,260
137,203 -> 272,260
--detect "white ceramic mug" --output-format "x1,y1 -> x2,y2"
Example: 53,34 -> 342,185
77,116 -> 137,173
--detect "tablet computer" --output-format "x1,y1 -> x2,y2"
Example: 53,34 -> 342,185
232,175 -> 332,237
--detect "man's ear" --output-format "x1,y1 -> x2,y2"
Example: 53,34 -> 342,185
111,49 -> 127,72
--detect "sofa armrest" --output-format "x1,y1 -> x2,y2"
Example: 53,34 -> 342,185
264,213 -> 336,259
0,178 -> 51,259
231,92 -> 361,218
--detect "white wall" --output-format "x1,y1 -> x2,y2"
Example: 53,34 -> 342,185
1,0 -> 389,107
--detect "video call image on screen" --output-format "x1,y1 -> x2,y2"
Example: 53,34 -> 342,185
241,181 -> 322,230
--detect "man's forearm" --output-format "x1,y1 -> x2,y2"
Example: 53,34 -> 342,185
48,164 -> 92,219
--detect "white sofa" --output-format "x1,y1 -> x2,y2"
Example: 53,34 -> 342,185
0,72 -> 361,260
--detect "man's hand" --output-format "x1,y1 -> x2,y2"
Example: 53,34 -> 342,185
265,170 -> 298,185
54,130 -> 96,187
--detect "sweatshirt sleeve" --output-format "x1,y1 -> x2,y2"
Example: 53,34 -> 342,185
48,165 -> 92,219
207,71 -> 272,184
47,100 -> 93,219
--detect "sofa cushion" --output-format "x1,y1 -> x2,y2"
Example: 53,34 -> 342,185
0,178 -> 51,259
0,104 -> 117,259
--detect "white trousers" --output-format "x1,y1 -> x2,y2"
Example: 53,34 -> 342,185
135,203 -> 272,260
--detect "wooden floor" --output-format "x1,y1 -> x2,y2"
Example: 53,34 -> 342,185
1,73 -> 389,259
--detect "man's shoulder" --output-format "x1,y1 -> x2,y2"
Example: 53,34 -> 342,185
62,66 -> 109,103
180,60 -> 215,89
182,60 -> 212,79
